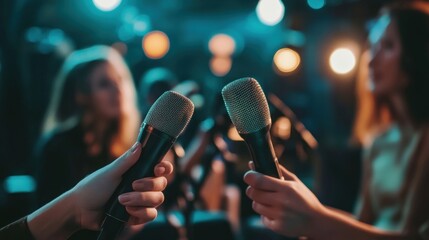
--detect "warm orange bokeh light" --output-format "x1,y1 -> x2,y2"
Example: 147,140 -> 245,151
274,48 -> 301,73
210,56 -> 232,77
142,31 -> 170,59
209,34 -> 236,57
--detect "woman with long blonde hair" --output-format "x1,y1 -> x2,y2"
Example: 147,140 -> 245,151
35,45 -> 140,207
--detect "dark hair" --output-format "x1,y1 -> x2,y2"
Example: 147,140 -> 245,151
56,59 -> 106,122
386,2 -> 429,125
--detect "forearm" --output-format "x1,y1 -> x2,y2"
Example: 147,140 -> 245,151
27,190 -> 80,240
325,206 -> 355,218
310,207 -> 413,240
180,132 -> 210,174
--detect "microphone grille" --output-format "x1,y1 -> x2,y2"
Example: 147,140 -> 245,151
144,91 -> 194,138
222,77 -> 271,134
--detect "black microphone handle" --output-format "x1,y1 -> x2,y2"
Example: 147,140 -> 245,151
240,125 -> 282,179
97,123 -> 175,240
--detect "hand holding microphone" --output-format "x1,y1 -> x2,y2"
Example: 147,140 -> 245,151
97,91 -> 194,240
223,78 -> 328,238
222,77 -> 282,178
9,91 -> 194,240
13,139 -> 173,240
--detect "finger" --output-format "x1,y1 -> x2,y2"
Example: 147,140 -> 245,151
246,186 -> 282,206
248,161 -> 255,171
154,161 -> 173,177
132,177 -> 167,192
118,191 -> 164,208
243,170 -> 282,192
278,165 -> 297,181
261,216 -> 281,232
252,201 -> 280,220
126,207 -> 158,225
108,142 -> 142,177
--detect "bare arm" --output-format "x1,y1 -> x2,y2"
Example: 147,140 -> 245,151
311,207 -> 414,240
179,119 -> 213,175
26,143 -> 173,240
244,164 -> 419,240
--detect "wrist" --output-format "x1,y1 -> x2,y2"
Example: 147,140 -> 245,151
27,190 -> 80,239
66,190 -> 81,232
306,205 -> 333,240
307,206 -> 383,240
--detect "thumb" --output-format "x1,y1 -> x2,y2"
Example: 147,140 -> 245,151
107,142 -> 142,177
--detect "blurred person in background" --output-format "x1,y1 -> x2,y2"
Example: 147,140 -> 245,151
137,67 -> 203,206
138,67 -> 178,115
33,45 -> 140,239
137,72 -> 240,239
244,1 -> 429,239
178,93 -> 241,238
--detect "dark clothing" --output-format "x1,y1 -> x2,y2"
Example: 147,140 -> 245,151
33,124 -> 114,239
0,217 -> 35,240
34,124 -> 113,206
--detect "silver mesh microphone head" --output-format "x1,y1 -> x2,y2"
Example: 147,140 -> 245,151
221,77 -> 271,134
144,91 -> 194,138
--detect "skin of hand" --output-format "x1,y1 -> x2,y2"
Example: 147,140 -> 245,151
27,142 -> 173,239
244,162 -> 415,240
243,161 -> 327,238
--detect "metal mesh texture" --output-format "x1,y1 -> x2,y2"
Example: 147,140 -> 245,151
144,91 -> 194,138
221,77 -> 271,134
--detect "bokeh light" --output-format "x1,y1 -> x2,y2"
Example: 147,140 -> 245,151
329,48 -> 356,74
4,175 -> 36,193
307,0 -> 325,10
133,15 -> 151,36
256,0 -> 285,26
190,94 -> 205,109
210,56 -> 232,77
142,31 -> 170,59
93,0 -> 122,11
228,126 -> 244,141
272,117 -> 291,140
273,48 -> 301,73
209,34 -> 236,57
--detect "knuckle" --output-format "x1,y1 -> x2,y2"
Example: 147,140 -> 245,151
246,186 -> 253,198
290,182 -> 299,192
155,192 -> 165,205
160,177 -> 168,190
252,201 -> 259,211
146,179 -> 156,189
148,208 -> 158,221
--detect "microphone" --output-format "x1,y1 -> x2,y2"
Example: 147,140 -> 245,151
97,91 -> 194,240
222,77 -> 282,179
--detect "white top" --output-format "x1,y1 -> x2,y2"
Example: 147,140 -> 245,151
364,124 -> 421,230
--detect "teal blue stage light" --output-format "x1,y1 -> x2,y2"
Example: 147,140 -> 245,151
4,175 -> 36,193
307,0 -> 325,10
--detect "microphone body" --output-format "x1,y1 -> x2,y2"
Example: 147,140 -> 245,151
222,77 -> 282,179
97,124 -> 175,240
240,125 -> 281,178
97,90 -> 194,240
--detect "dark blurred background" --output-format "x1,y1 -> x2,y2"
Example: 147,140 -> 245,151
0,0 -> 395,235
